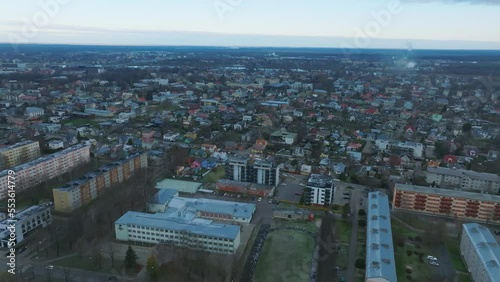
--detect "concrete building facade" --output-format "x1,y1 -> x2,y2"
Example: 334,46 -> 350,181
53,152 -> 148,212
0,141 -> 41,170
0,145 -> 91,200
0,205 -> 52,248
460,223 -> 500,282
393,184 -> 500,224
225,155 -> 279,186
426,167 -> 500,194
304,174 -> 335,206
115,211 -> 241,254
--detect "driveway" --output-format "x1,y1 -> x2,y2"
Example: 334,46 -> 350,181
434,244 -> 456,281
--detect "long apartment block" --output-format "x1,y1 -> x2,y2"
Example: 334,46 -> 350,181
0,140 -> 41,170
393,184 -> 500,223
53,152 -> 148,213
0,144 -> 91,200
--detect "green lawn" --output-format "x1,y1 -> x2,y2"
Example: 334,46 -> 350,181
52,254 -> 125,275
446,238 -> 468,272
254,230 -> 315,282
456,272 -> 473,282
392,220 -> 433,281
203,165 -> 225,183
335,219 -> 351,244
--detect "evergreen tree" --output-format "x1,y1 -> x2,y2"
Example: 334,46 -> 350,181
124,245 -> 138,269
146,254 -> 160,281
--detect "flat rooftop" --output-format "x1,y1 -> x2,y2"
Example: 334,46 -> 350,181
462,223 -> 500,281
395,183 -> 500,203
115,211 -> 240,240
155,179 -> 202,194
366,192 -> 397,282
427,167 -> 500,183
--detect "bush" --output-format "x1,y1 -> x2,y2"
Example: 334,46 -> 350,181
358,219 -> 366,227
358,209 -> 366,216
415,245 -> 421,249
406,250 -> 413,256
355,258 -> 366,269
414,235 -> 423,242
406,269 -> 412,274
408,236 -> 413,241
407,275 -> 413,280
398,241 -> 405,247
413,251 -> 418,255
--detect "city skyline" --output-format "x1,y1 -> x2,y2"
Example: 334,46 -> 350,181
1,0 -> 499,49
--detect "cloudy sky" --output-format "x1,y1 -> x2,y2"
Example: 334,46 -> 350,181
1,0 -> 499,49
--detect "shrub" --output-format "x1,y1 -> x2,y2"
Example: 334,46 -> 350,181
358,219 -> 367,227
408,236 -> 413,241
355,258 -> 366,269
398,241 -> 405,247
413,251 -> 418,255
406,250 -> 413,256
407,275 -> 413,280
406,269 -> 412,274
414,235 -> 423,242
415,245 -> 421,249
358,209 -> 366,216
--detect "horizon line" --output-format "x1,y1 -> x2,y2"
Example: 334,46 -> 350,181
1,42 -> 500,52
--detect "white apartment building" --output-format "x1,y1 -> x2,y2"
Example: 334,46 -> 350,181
305,174 -> 335,206
460,223 -> 500,282
25,107 -> 45,117
48,140 -> 64,150
0,141 -> 41,170
426,167 -> 500,194
115,211 -> 241,254
375,140 -> 424,159
0,145 -> 91,200
0,205 -> 52,247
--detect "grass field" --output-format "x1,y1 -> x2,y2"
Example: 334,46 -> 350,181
392,220 -> 433,282
254,229 -> 315,282
446,238 -> 468,272
53,255 -> 123,274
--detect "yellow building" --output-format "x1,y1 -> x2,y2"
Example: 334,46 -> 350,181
0,141 -> 40,170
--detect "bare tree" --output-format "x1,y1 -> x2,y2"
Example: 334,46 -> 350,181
108,244 -> 116,268
62,267 -> 72,282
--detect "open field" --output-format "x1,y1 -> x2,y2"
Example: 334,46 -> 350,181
254,229 -> 315,282
392,219 -> 434,282
253,220 -> 317,282
446,238 -> 468,272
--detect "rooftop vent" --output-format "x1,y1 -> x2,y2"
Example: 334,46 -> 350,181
371,261 -> 380,268
382,259 -> 391,264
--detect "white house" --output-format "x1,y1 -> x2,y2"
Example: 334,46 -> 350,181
48,140 -> 64,150
25,107 -> 44,117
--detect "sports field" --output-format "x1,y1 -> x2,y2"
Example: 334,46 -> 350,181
253,229 -> 315,282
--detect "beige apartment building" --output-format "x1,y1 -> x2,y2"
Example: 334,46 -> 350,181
0,144 -> 91,200
393,184 -> 500,224
0,141 -> 41,170
426,167 -> 500,194
53,152 -> 148,213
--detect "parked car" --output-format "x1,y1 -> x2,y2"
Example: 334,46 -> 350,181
46,265 -> 54,270
258,197 -> 262,202
426,255 -> 438,261
430,261 -> 440,267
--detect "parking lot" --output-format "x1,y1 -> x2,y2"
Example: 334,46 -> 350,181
275,173 -> 307,203
333,180 -> 372,208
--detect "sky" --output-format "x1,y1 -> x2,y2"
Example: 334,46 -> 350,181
0,0 -> 499,49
